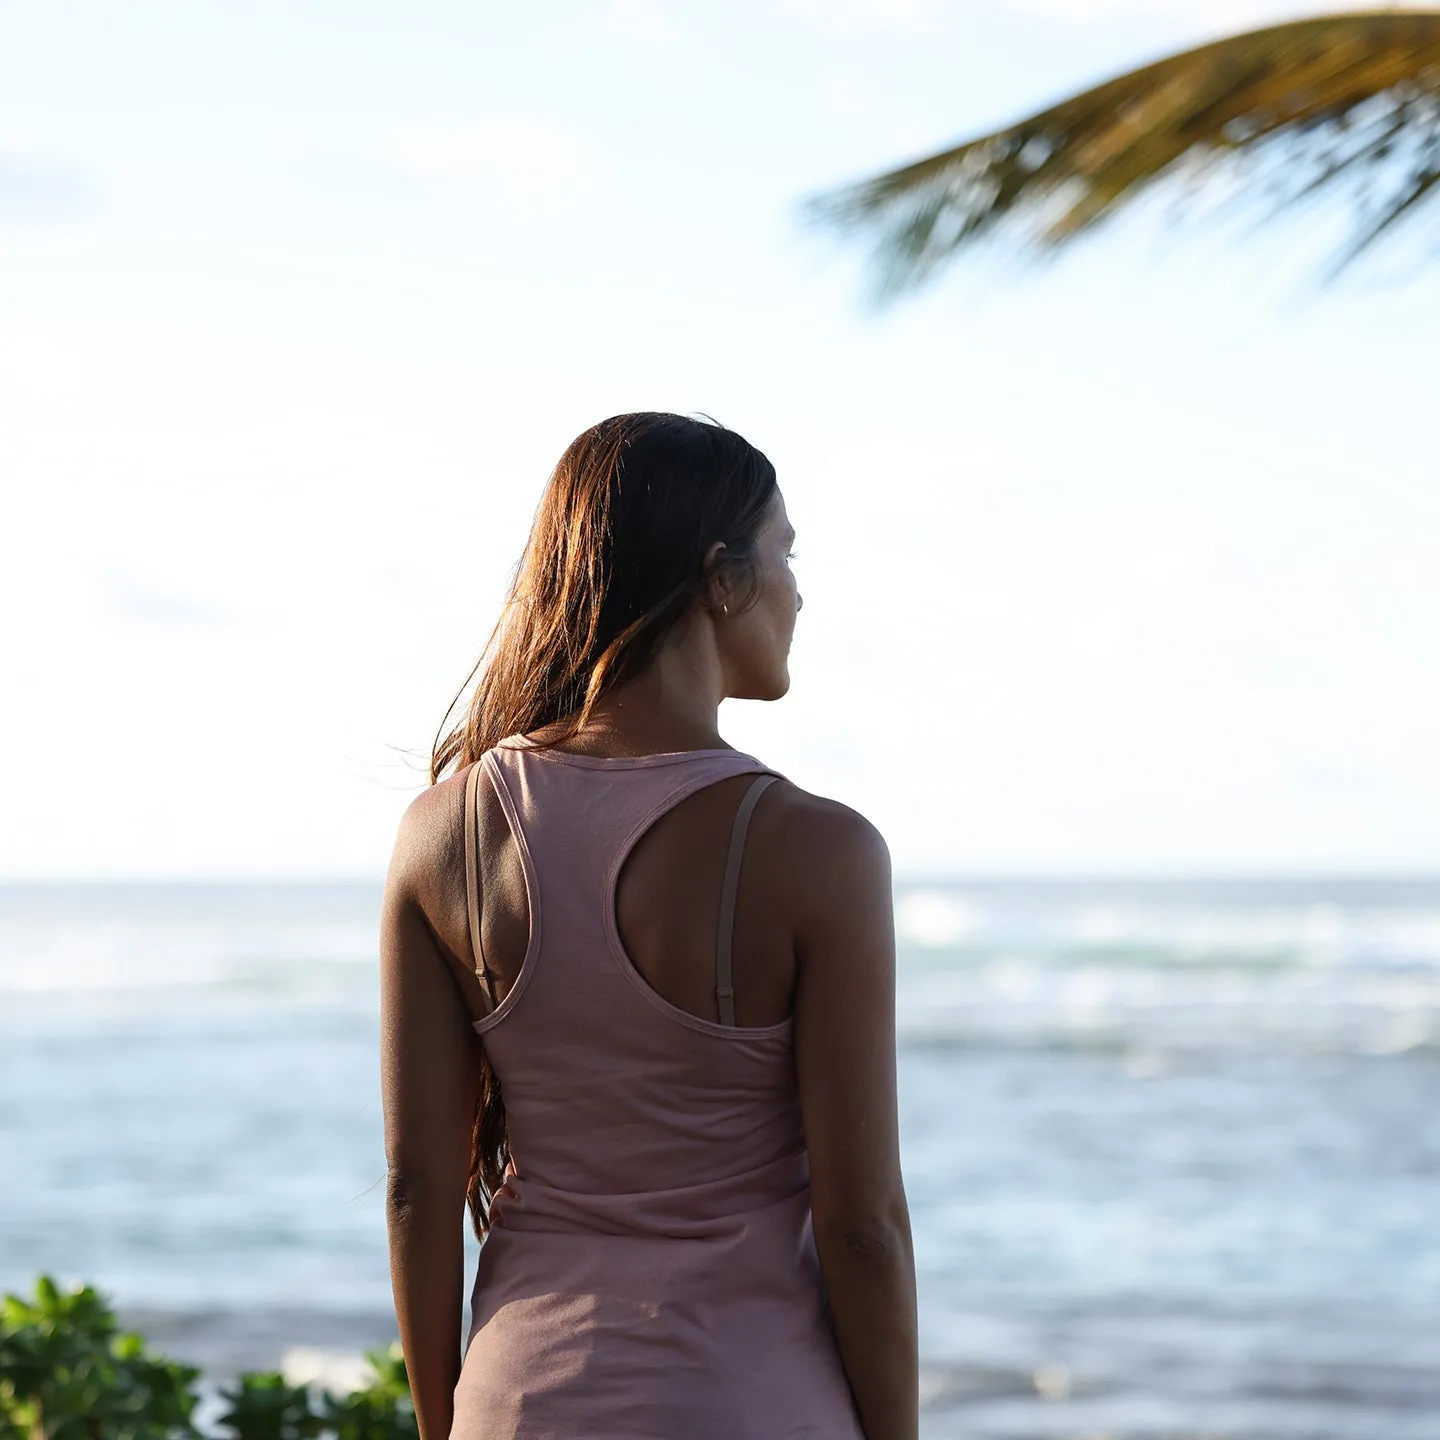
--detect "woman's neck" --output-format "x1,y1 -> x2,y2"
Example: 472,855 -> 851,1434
533,646 -> 727,757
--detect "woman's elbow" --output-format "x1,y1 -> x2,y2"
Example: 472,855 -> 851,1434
814,1199 -> 913,1263
385,1164 -> 465,1225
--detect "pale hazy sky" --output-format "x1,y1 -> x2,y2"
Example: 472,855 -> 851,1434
3,1 -> 1437,879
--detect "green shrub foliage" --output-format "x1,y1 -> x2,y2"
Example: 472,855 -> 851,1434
0,1275 -> 199,1440
1,1279 -> 416,1440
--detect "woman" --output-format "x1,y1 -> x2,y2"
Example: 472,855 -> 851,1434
380,413 -> 917,1440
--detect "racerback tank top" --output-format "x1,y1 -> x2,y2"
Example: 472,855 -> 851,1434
449,736 -> 864,1440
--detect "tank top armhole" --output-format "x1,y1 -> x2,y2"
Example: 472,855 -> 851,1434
602,764 -> 793,1040
462,761 -> 496,1014
470,749 -> 544,1035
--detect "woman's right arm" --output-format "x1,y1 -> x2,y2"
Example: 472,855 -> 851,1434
380,788 -> 483,1440
792,801 -> 918,1440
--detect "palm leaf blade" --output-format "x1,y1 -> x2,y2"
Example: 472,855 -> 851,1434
808,11 -> 1440,295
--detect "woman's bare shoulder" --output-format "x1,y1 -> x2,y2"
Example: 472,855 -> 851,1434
763,777 -> 886,848
387,768 -> 470,914
760,778 -> 892,912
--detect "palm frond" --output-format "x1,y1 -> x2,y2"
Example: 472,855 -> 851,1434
807,10 -> 1440,297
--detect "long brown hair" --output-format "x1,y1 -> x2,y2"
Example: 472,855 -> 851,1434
430,412 -> 779,1236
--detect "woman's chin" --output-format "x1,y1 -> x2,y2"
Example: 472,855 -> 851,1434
729,673 -> 789,704
757,668 -> 791,702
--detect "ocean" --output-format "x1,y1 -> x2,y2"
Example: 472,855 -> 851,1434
2,878 -> 1437,1439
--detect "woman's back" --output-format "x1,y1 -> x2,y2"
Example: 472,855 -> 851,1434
449,738 -> 864,1439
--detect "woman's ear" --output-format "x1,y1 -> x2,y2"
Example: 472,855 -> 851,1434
702,541 -> 731,615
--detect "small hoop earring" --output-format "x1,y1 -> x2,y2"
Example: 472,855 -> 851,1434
721,603 -> 729,618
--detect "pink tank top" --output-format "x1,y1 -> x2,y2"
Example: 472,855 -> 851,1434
450,737 -> 864,1440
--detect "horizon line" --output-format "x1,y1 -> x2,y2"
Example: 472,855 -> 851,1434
4,869 -> 1440,888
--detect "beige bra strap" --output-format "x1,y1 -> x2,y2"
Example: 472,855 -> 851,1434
463,760 -> 497,1011
715,774 -> 779,1026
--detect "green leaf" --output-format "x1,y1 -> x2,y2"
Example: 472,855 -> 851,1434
807,10 -> 1440,296
215,1372 -> 320,1440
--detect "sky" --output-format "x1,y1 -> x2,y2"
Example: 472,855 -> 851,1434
2,1 -> 1437,880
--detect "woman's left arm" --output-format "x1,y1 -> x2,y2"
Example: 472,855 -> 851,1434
380,790 -> 483,1440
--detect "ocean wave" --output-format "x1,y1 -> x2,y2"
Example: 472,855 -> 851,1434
895,882 -> 1440,973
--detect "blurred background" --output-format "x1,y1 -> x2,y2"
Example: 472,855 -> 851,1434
2,3 -> 1438,1437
